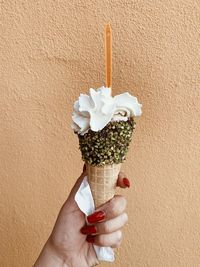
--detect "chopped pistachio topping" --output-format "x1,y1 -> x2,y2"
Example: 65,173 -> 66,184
76,118 -> 136,166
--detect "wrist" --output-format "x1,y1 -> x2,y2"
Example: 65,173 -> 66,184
34,239 -> 72,267
46,239 -> 73,267
45,239 -> 94,267
34,236 -> 96,267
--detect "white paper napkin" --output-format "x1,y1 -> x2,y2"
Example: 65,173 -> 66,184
75,176 -> 115,262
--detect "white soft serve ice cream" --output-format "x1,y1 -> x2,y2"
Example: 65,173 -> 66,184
72,86 -> 142,135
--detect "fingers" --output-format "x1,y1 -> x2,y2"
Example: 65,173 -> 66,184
82,213 -> 128,235
86,196 -> 127,224
81,195 -> 128,248
95,195 -> 127,221
87,230 -> 123,248
117,171 -> 130,188
67,164 -> 87,201
97,213 -> 128,234
79,169 -> 130,249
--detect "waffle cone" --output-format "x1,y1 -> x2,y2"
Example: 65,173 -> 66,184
86,163 -> 121,208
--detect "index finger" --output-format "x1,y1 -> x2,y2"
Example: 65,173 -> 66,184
87,195 -> 127,223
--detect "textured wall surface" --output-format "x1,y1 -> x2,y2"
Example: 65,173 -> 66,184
0,1 -> 200,266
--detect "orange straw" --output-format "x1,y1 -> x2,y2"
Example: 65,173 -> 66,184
105,24 -> 112,89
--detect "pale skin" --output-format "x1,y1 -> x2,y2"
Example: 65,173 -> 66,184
34,168 -> 130,267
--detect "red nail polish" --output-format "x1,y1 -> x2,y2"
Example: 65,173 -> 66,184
81,225 -> 97,235
87,211 -> 105,224
86,235 -> 95,243
123,178 -> 130,187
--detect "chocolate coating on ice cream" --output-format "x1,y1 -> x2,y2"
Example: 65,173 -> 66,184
77,118 -> 135,166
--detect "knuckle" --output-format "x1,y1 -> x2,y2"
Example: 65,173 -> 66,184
103,221 -> 112,233
122,212 -> 128,223
116,230 -> 122,242
112,231 -> 123,248
121,197 -> 127,210
109,196 -> 127,216
118,213 -> 128,228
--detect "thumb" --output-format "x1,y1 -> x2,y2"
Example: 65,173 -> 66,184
67,164 -> 87,201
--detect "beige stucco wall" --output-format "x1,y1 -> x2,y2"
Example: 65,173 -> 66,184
1,1 -> 200,266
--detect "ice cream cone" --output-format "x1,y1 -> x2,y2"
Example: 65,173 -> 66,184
86,163 -> 121,207
72,87 -> 141,209
77,118 -> 135,207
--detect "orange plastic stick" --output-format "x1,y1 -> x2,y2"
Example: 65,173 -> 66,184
105,24 -> 112,89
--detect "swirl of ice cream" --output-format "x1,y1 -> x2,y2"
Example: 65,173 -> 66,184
72,86 -> 142,135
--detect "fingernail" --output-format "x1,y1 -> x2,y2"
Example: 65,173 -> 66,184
83,164 -> 86,172
123,178 -> 130,188
81,225 -> 97,235
86,235 -> 95,243
87,211 -> 105,224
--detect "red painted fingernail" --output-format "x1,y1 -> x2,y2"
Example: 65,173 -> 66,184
81,225 -> 97,235
86,235 -> 95,243
123,178 -> 130,188
87,211 -> 105,224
